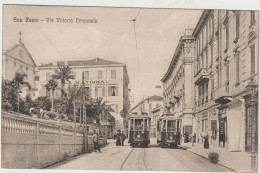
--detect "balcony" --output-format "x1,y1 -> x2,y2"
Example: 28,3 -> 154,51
194,68 -> 210,85
213,84 -> 232,105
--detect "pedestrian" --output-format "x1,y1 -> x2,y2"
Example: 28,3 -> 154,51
93,130 -> 101,153
121,130 -> 126,146
204,133 -> 209,149
184,132 -> 189,143
116,130 -> 121,146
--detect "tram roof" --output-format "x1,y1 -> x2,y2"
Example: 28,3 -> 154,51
128,111 -> 150,119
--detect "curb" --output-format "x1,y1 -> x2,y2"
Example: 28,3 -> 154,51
179,146 -> 235,172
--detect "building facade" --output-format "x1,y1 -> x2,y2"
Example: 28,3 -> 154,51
161,35 -> 195,136
2,35 -> 37,99
193,10 -> 258,152
35,58 -> 130,128
130,95 -> 164,113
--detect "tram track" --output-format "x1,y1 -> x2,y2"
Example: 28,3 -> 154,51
120,147 -> 150,171
120,147 -> 135,170
163,148 -> 193,171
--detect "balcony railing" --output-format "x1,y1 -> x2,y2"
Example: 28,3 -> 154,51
213,84 -> 232,105
194,68 -> 210,85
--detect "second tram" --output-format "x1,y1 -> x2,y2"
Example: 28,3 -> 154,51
128,111 -> 151,147
157,113 -> 181,148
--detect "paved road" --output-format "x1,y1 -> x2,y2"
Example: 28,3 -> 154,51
50,138 -> 232,172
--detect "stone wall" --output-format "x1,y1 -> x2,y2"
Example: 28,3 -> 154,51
1,111 -> 106,169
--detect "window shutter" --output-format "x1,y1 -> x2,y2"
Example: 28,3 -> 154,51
116,86 -> 118,96
102,87 -> 105,97
108,86 -> 111,96
95,87 -> 98,97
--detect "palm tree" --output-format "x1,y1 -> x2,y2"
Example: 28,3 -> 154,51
63,83 -> 83,126
93,97 -> 111,124
52,64 -> 74,98
11,72 -> 32,112
45,79 -> 58,112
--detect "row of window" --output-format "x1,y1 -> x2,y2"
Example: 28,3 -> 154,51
84,70 -> 116,80
46,86 -> 119,97
35,69 -> 118,82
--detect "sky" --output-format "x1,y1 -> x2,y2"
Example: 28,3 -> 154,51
3,5 -> 203,106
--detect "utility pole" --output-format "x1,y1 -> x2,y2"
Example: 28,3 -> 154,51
82,71 -> 88,153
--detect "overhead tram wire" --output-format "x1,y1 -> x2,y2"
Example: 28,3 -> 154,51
130,8 -> 145,97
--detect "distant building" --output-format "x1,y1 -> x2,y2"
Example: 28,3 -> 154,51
161,35 -> 195,137
130,95 -> 164,114
2,33 -> 37,99
150,105 -> 164,137
35,58 -> 130,128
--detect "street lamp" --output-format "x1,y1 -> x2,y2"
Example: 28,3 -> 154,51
245,80 -> 258,172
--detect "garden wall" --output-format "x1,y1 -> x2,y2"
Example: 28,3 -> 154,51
1,111 -> 106,169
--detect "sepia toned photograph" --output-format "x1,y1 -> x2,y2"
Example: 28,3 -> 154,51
1,3 -> 259,172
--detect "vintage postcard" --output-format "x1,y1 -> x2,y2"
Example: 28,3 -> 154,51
1,3 -> 259,172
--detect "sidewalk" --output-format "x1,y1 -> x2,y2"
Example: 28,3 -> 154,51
180,142 -> 252,172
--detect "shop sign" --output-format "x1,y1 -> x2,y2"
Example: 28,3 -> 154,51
85,80 -> 119,86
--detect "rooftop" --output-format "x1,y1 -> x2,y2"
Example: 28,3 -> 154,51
39,58 -> 125,67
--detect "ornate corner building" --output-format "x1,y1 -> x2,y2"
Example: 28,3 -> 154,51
162,10 -> 258,152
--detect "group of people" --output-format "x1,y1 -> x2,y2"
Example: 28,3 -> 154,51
114,130 -> 126,146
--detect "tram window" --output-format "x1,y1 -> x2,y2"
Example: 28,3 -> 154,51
144,119 -> 147,130
135,119 -> 143,130
167,120 -> 176,132
157,120 -> 160,131
162,120 -> 167,131
130,119 -> 134,130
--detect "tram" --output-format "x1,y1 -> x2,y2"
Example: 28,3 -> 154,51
157,113 -> 181,148
128,111 -> 151,147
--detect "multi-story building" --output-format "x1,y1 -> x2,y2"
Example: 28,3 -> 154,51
130,95 -> 164,113
35,58 -> 130,130
161,35 -> 195,136
193,10 -> 258,152
2,34 -> 37,99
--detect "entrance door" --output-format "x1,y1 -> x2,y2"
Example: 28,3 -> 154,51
211,120 -> 217,140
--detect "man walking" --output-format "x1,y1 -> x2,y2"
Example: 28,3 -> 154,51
116,130 -> 121,146
121,130 -> 126,146
93,130 -> 101,153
